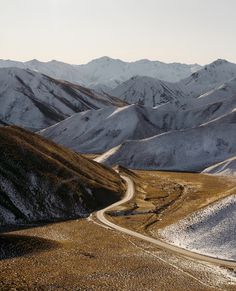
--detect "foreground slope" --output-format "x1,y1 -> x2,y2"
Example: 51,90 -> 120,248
0,126 -> 125,227
96,111 -> 236,171
0,67 -> 125,131
159,194 -> 236,260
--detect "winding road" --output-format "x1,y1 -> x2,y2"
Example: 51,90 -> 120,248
96,175 -> 236,268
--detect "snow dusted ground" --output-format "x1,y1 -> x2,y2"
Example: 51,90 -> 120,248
159,194 -> 236,260
96,110 -> 236,171
40,87 -> 236,155
203,157 -> 236,176
39,105 -> 164,153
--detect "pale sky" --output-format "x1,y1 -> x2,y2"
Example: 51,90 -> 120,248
1,0 -> 236,65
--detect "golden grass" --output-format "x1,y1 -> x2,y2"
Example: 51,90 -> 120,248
110,169 -> 236,234
0,218 -> 233,290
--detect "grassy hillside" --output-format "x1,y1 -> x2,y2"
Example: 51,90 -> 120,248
0,126 -> 125,227
108,170 -> 236,234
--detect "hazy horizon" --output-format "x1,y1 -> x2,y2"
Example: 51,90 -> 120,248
1,0 -> 236,65
0,55 -> 233,66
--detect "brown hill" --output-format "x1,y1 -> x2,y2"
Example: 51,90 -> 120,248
0,126 -> 125,227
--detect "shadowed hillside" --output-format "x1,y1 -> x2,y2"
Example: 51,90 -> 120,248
0,126 -> 125,227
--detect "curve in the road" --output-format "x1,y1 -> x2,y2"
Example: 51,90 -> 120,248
96,175 -> 236,268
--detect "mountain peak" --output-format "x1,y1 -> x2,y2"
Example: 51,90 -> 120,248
27,58 -> 40,64
209,59 -> 229,67
87,56 -> 124,65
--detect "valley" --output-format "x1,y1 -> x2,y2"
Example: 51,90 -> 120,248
107,170 -> 236,229
2,1 -> 236,289
1,55 -> 236,290
1,171 -> 236,290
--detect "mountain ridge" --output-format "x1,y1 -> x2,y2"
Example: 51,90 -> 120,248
0,67 -> 125,131
0,56 -> 202,90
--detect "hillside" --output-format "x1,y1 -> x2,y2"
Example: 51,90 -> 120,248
0,67 -> 125,131
110,76 -> 186,107
203,157 -> 236,176
110,59 -> 236,107
195,77 -> 236,103
96,111 -> 236,171
179,59 -> 236,98
39,105 -> 166,153
40,87 -> 236,154
159,194 -> 236,260
0,126 -> 125,227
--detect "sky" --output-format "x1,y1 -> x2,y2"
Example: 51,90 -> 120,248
0,0 -> 236,65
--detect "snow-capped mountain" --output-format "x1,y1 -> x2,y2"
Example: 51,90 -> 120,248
0,67 -> 125,131
0,59 -> 86,85
75,56 -> 201,89
110,59 -> 236,107
109,76 -> 186,107
0,126 -> 125,227
39,105 -> 166,153
96,110 -> 236,171
40,88 -> 236,155
0,56 -> 201,90
179,59 -> 236,98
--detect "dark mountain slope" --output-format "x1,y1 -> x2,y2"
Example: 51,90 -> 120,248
0,126 -> 125,227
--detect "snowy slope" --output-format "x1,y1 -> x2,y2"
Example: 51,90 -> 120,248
40,87 -> 236,155
203,157 -> 236,176
39,105 -> 165,153
109,60 -> 236,107
0,67 -> 125,131
159,194 -> 236,260
110,76 -> 186,107
0,126 -> 125,227
96,110 -> 236,171
179,59 -> 236,98
0,57 -> 201,90
196,77 -> 236,103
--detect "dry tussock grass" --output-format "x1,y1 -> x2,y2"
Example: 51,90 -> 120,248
110,169 -> 236,233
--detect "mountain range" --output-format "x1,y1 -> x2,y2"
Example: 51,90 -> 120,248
1,56 -> 236,176
37,58 -> 236,176
110,59 -> 236,106
1,54 -> 236,247
0,56 -> 201,91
